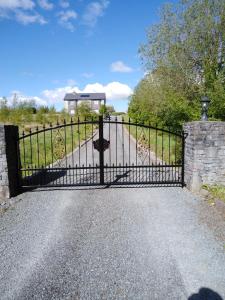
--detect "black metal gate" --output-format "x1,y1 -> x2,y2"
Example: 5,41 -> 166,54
17,116 -> 185,188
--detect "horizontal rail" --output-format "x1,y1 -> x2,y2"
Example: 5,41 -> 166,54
21,181 -> 183,188
21,164 -> 182,172
21,166 -> 100,171
104,164 -> 182,168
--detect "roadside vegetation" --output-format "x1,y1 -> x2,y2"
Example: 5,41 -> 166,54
124,116 -> 182,164
203,185 -> 225,204
18,102 -> 100,170
0,98 -> 99,170
0,99 -> 116,170
128,0 -> 225,131
0,96 -> 100,133
126,0 -> 225,163
20,121 -> 96,172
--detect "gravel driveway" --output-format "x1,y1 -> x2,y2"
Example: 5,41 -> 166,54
0,186 -> 225,299
1,118 -> 225,299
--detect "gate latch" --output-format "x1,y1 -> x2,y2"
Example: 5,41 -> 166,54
93,138 -> 110,152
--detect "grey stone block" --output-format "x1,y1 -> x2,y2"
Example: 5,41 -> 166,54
184,121 -> 225,192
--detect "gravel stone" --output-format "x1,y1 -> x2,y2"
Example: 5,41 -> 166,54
0,187 -> 224,299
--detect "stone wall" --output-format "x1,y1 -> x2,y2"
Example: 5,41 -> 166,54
184,121 -> 225,192
0,125 -> 20,201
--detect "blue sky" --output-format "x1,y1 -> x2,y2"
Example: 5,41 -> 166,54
0,0 -> 174,111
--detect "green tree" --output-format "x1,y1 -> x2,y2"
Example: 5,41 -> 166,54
76,102 -> 93,119
132,0 -> 225,128
99,104 -> 107,115
0,97 -> 10,122
99,104 -> 115,115
38,106 -> 49,114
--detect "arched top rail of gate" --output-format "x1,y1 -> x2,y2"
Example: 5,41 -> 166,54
18,116 -> 184,140
18,119 -> 99,140
104,118 -> 184,138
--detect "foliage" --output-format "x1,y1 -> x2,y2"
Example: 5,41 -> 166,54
0,96 -> 97,131
129,0 -> 225,130
124,115 -> 182,164
20,122 -> 95,171
99,104 -> 115,115
76,102 -> 97,120
0,97 -> 37,125
106,105 -> 115,114
111,112 -> 125,116
203,184 -> 225,204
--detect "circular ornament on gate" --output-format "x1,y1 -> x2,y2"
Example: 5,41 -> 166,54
93,138 -> 110,152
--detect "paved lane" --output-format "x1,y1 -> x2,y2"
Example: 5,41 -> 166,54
0,187 -> 225,299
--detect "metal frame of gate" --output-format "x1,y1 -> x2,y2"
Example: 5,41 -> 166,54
17,116 -> 185,188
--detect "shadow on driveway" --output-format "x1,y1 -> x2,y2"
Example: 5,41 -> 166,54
188,287 -> 223,300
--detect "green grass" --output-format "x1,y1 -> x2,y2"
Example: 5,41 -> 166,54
19,122 -> 96,172
124,116 -> 182,164
203,185 -> 225,204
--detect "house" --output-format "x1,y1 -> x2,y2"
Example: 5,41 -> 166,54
64,92 -> 106,115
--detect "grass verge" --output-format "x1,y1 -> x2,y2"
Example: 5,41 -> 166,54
123,116 -> 182,164
202,185 -> 225,204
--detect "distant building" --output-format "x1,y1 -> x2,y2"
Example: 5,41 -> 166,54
64,92 -> 106,115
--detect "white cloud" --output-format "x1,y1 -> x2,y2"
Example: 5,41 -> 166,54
58,9 -> 77,31
38,0 -> 53,10
7,91 -> 47,106
0,0 -> 35,10
41,82 -> 133,105
1,82 -> 132,109
82,82 -> 133,100
16,10 -> 47,24
0,0 -> 109,30
82,0 -> 109,27
0,0 -> 48,25
42,86 -> 79,104
30,96 -> 47,106
59,0 -> 69,8
110,61 -> 134,73
82,72 -> 94,79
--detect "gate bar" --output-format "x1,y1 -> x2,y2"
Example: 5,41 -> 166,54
99,115 -> 104,185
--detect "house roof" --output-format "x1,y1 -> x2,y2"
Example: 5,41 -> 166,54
64,92 -> 106,101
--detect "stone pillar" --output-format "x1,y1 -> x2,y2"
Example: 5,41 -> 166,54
183,121 -> 225,192
0,125 -> 20,200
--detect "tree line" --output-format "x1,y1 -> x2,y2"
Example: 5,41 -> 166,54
0,96 -> 57,128
128,0 -> 225,131
0,95 -> 116,131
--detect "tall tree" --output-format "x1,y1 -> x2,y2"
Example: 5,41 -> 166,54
132,0 -> 225,125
